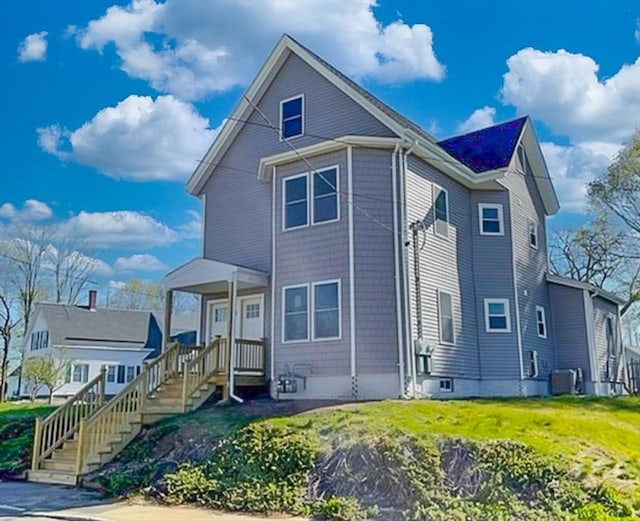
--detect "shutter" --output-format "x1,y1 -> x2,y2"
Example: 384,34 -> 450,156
117,365 -> 125,384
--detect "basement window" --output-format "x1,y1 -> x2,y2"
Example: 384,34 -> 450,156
439,378 -> 454,392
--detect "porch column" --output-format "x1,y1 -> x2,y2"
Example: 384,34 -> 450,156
164,290 -> 173,351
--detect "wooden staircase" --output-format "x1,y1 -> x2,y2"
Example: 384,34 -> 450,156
28,337 -> 263,485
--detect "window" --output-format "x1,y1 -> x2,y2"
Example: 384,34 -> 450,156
106,365 -> 116,383
529,350 -> 539,378
30,331 -> 49,351
214,307 -> 227,323
280,95 -> 304,140
479,204 -> 504,235
437,290 -> 455,344
245,303 -> 260,319
283,167 -> 339,230
484,299 -> 511,332
71,364 -> 89,384
283,285 -> 308,342
529,220 -> 538,249
433,186 -> 449,237
313,281 -> 340,340
439,378 -> 454,392
536,305 -> 547,338
606,315 -> 616,380
126,366 -> 135,383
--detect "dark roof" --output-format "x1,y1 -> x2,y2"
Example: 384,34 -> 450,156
38,303 -> 157,349
437,117 -> 527,173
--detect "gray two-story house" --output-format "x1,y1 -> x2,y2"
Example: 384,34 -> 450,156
163,35 -> 627,401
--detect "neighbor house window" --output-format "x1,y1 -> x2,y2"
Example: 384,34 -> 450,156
283,285 -> 309,342
437,290 -> 455,344
484,299 -> 511,332
71,364 -> 89,384
479,204 -> 504,235
536,305 -> 547,338
433,185 -> 449,237
106,366 -> 116,383
30,331 -> 49,351
283,167 -> 339,230
529,220 -> 538,249
280,95 -> 304,140
313,281 -> 341,340
126,366 -> 136,383
117,365 -> 126,384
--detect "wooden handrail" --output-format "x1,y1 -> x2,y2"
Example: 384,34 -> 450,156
181,339 -> 226,410
75,342 -> 181,474
234,338 -> 266,372
31,367 -> 106,470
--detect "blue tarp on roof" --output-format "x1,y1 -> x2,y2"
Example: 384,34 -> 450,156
438,117 -> 527,173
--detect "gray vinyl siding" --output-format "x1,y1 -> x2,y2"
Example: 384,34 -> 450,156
470,190 -> 520,379
273,150 -> 350,377
202,52 -> 395,272
548,283 -> 591,379
592,297 -> 624,383
352,148 -> 399,375
500,153 -> 554,379
406,156 -> 480,379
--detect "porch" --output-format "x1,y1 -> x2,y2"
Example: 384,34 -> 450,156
162,257 -> 270,400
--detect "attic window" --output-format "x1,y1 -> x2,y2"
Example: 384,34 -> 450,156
280,95 -> 304,140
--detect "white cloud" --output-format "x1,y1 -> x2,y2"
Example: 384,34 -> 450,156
44,246 -> 114,277
0,199 -> 53,222
458,106 -> 496,133
115,253 -> 168,272
38,95 -> 215,182
177,210 -> 200,240
75,0 -> 445,101
61,210 -> 180,248
17,31 -> 48,62
501,48 -> 640,143
541,141 -> 622,212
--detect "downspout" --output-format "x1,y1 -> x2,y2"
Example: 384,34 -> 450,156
270,166 -> 277,391
229,271 -> 244,403
347,146 -> 357,390
391,143 -> 406,397
402,147 -> 418,396
508,193 -> 526,396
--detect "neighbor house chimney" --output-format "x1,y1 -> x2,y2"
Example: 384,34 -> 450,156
88,290 -> 97,311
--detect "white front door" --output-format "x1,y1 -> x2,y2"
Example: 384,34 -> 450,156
238,296 -> 264,340
207,301 -> 228,342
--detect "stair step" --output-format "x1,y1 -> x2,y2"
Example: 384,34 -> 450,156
42,459 -> 76,472
28,469 -> 77,486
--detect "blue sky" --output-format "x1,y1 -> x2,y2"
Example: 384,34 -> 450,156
2,0 -> 640,292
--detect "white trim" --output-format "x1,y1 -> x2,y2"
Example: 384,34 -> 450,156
391,145 -> 405,395
484,298 -> 512,333
282,284 -> 310,344
535,305 -> 547,339
583,289 -> 598,384
528,219 -> 539,249
433,184 -> 449,238
200,194 -> 206,256
478,203 -> 504,236
347,146 -> 356,378
311,279 -> 342,341
270,165 -> 277,383
279,93 -> 304,141
206,298 -> 228,343
437,289 -> 456,345
281,165 -> 340,231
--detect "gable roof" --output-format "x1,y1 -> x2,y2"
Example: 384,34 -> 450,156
37,303 -> 158,350
546,274 -> 625,306
186,34 -> 559,215
438,117 -> 527,173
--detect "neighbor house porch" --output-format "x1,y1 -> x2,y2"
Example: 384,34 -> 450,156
162,257 -> 270,401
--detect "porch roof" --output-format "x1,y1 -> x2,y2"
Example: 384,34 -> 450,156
163,257 -> 268,294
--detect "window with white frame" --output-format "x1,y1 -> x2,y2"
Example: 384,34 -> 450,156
106,365 -> 116,383
437,290 -> 455,344
529,220 -> 538,249
484,299 -> 511,332
479,204 -> 504,235
30,330 -> 49,351
433,185 -> 449,237
283,167 -> 339,230
70,364 -> 89,384
439,378 -> 453,392
280,95 -> 304,140
245,303 -> 260,319
283,285 -> 308,342
313,281 -> 340,340
535,305 -> 547,338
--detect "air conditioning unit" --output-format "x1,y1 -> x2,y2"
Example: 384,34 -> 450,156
551,370 -> 577,395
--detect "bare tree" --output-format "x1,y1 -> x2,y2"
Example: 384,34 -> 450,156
47,236 -> 99,305
0,294 -> 19,401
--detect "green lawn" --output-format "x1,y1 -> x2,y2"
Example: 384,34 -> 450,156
0,401 -> 55,418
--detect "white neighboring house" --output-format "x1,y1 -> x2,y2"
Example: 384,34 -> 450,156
20,291 -> 162,398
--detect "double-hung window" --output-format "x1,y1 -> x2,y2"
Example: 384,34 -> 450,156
535,305 -> 547,338
437,290 -> 455,344
529,220 -> 539,249
106,365 -> 116,383
433,186 -> 449,237
313,281 -> 340,340
283,167 -> 339,230
283,285 -> 309,342
71,364 -> 89,383
479,204 -> 504,235
280,95 -> 304,140
484,299 -> 511,332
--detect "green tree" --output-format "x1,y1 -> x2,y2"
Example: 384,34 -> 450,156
22,350 -> 72,404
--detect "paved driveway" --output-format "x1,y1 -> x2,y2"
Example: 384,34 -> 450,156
0,480 -> 107,519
